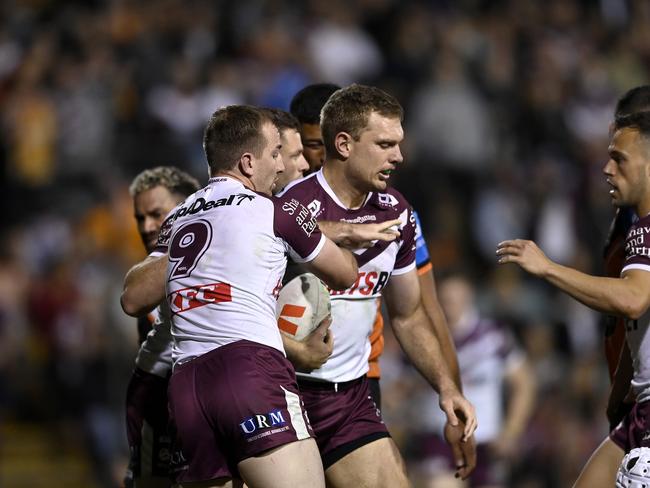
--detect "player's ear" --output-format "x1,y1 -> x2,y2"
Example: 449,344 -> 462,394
239,153 -> 254,177
334,132 -> 352,159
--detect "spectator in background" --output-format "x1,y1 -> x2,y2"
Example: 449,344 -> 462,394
124,166 -> 201,488
412,272 -> 535,488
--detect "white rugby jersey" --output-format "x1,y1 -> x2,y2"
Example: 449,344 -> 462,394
417,309 -> 524,443
134,303 -> 173,377
277,170 -> 416,382
622,213 -> 650,403
153,177 -> 325,367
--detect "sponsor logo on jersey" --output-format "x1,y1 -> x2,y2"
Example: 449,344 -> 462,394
168,282 -> 232,314
377,193 -> 399,207
174,193 -> 255,218
239,409 -> 290,441
329,270 -> 391,297
307,199 -> 322,217
339,215 -> 377,224
282,198 -> 318,237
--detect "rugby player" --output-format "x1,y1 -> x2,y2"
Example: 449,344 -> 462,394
122,105 -> 359,488
497,110 -> 650,488
125,166 -> 201,488
278,84 -> 477,487
290,83 -> 473,478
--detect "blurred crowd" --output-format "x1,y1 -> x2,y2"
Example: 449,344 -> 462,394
0,0 -> 646,486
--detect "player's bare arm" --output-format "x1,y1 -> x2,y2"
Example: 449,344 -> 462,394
303,238 -> 358,290
282,316 -> 334,372
418,269 -> 462,389
383,269 -> 477,440
318,219 -> 401,249
496,239 -> 650,319
121,254 -> 167,317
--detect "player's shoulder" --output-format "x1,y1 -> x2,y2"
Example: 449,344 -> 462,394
276,172 -> 320,198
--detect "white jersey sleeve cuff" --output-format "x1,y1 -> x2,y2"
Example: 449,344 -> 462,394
392,260 -> 416,276
290,234 -> 326,263
622,263 -> 650,274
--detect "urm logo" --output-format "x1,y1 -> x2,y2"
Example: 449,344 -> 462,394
240,410 -> 286,435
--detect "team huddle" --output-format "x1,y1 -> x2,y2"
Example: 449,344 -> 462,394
121,83 -> 650,488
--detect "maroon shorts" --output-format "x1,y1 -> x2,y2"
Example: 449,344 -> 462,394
610,400 -> 650,452
413,434 -> 504,487
168,340 -> 314,483
125,367 -> 172,485
297,375 -> 389,469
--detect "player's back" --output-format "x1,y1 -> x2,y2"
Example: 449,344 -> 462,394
158,177 -> 289,366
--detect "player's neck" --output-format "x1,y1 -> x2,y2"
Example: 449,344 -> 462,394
322,163 -> 368,209
213,171 -> 254,191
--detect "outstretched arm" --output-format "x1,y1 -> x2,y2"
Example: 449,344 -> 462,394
497,239 -> 650,319
121,254 -> 167,317
303,238 -> 358,290
318,219 -> 401,249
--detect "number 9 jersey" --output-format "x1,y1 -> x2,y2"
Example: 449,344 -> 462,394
152,177 -> 326,368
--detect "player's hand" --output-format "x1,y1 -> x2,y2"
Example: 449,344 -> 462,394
318,219 -> 401,249
444,421 -> 477,480
438,388 -> 477,442
496,239 -> 551,276
350,219 -> 402,248
295,316 -> 334,372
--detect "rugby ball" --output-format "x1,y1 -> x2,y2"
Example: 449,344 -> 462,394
276,273 -> 331,340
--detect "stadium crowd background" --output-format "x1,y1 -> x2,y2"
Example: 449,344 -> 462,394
0,0 -> 645,486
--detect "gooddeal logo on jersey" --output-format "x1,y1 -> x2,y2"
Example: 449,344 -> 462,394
168,282 -> 232,314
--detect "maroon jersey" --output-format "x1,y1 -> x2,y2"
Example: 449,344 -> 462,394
277,171 -> 417,382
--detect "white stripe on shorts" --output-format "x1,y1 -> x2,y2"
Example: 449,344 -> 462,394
281,386 -> 310,440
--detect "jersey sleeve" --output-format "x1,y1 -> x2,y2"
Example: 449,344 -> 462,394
622,217 -> 650,274
393,206 -> 417,276
274,197 -> 326,263
413,210 -> 432,271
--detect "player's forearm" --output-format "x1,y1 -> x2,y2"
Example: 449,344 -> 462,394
121,255 -> 167,317
543,262 -> 643,319
318,221 -> 350,246
427,305 -> 462,390
282,335 -> 307,369
391,304 -> 458,395
419,271 -> 462,390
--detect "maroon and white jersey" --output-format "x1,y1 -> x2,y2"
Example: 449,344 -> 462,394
134,303 -> 173,377
153,177 -> 325,367
277,170 -> 416,382
622,213 -> 650,403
